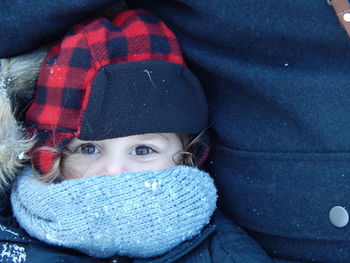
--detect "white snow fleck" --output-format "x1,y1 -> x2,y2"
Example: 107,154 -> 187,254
45,233 -> 61,244
143,69 -> 157,88
151,182 -> 158,191
0,225 -> 19,237
0,77 -> 10,103
0,76 -> 10,90
93,233 -> 102,240
18,152 -> 25,160
144,181 -> 159,191
0,243 -> 26,263
103,205 -> 110,213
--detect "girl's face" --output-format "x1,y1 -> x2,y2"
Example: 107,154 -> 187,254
62,133 -> 184,179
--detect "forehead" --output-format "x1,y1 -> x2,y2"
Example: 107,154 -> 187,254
135,133 -> 172,141
72,133 -> 178,145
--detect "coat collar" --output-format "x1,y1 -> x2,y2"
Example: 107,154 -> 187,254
0,191 -> 32,243
133,224 -> 216,263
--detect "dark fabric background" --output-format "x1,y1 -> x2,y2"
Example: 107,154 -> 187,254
1,1 -> 350,262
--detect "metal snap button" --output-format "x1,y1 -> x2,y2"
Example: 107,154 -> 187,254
344,13 -> 350,22
329,206 -> 349,228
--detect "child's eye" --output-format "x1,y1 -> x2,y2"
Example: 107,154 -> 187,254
75,143 -> 100,154
130,145 -> 156,156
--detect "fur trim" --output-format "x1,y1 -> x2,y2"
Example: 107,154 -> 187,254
0,94 -> 35,191
0,47 -> 48,192
1,47 -> 48,118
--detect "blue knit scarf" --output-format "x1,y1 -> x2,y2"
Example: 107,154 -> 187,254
11,166 -> 217,258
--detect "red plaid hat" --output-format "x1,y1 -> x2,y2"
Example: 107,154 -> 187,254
26,9 -> 208,175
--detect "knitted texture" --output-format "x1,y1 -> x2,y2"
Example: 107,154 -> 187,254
11,166 -> 217,258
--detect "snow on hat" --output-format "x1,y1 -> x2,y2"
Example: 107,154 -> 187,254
25,9 -> 208,175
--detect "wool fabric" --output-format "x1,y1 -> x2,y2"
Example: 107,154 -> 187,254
11,166 -> 217,258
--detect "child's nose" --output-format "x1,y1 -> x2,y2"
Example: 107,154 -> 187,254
99,158 -> 128,175
104,161 -> 127,174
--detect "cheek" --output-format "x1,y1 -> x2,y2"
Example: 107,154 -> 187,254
62,156 -> 92,179
137,156 -> 177,172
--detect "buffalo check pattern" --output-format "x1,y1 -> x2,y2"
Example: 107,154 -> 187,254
25,9 -> 185,174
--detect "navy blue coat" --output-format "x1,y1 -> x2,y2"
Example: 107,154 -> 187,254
1,1 -> 350,262
0,191 -> 271,263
